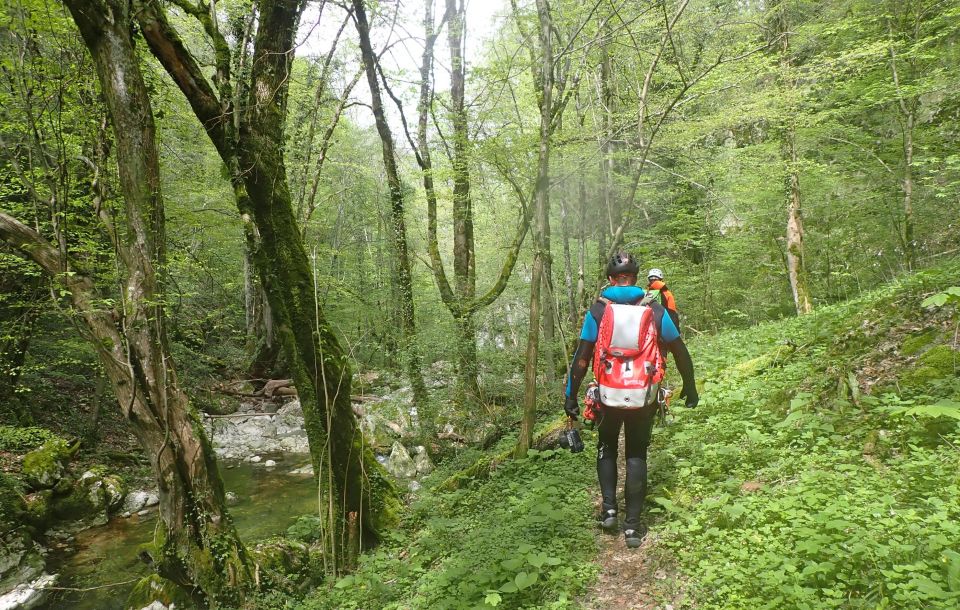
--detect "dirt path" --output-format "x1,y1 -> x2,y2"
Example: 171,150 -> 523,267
580,436 -> 687,609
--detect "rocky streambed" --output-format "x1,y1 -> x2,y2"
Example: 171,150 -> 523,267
2,387 -> 438,609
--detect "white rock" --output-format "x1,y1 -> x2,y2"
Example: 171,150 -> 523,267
225,492 -> 239,506
289,463 -> 314,476
408,480 -> 421,492
0,573 -> 58,610
249,455 -> 262,463
264,460 -> 277,467
144,492 -> 160,507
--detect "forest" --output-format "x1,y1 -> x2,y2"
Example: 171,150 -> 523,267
0,0 -> 958,608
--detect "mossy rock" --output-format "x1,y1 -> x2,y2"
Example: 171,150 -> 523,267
917,345 -> 958,375
125,574 -> 191,610
51,472 -> 111,526
901,330 -> 937,356
22,438 -> 79,489
251,538 -> 315,592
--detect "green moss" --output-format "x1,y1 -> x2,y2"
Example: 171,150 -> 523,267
124,574 -> 190,610
901,330 -> 937,356
23,490 -> 52,529
21,438 -> 77,488
917,345 -> 958,375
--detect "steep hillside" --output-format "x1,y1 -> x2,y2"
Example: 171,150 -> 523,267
649,260 -> 960,609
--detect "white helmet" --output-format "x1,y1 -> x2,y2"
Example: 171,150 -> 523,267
648,268 -> 664,281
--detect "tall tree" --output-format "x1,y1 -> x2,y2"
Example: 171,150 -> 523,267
2,0 -> 251,603
771,0 -> 813,314
396,0 -> 535,407
351,0 -> 429,411
134,0 -> 400,573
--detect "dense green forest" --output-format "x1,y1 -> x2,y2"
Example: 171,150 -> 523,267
0,0 -> 958,608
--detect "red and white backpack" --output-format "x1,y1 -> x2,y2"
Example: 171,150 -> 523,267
592,299 -> 666,409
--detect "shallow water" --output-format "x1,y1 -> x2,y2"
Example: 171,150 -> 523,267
41,455 -> 318,610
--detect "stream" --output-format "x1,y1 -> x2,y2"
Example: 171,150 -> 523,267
39,455 -> 318,610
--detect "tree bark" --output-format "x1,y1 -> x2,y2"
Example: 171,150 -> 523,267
136,0 -> 401,574
352,0 -> 430,411
774,0 -> 812,315
516,0 -> 554,458
19,1 -> 252,603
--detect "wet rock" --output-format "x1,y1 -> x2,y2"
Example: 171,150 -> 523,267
249,455 -> 262,463
0,572 -> 57,610
289,463 -> 314,476
225,492 -> 239,506
264,460 -> 277,467
384,442 -> 416,479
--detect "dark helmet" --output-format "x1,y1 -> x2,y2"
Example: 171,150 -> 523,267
606,251 -> 639,277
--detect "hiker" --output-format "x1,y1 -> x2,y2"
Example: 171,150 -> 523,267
646,268 -> 679,327
563,251 -> 698,548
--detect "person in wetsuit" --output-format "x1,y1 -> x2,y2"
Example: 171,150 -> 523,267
563,252 -> 698,548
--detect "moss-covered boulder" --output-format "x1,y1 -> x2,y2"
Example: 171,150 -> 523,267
124,574 -> 191,610
50,470 -> 118,527
900,344 -> 959,388
250,538 -> 317,593
21,438 -> 79,490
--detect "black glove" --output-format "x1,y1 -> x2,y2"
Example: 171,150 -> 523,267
563,395 -> 579,420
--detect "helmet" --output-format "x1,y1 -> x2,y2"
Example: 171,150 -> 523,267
606,251 -> 640,277
648,268 -> 664,281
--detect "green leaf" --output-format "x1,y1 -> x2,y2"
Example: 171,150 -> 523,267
484,591 -> 502,606
515,570 -> 539,590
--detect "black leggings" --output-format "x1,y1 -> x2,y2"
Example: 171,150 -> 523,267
597,407 -> 655,530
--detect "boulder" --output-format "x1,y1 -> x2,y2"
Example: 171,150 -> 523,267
413,449 -> 434,476
122,490 -> 159,516
21,439 -> 77,490
384,442 -> 416,479
51,471 -> 114,528
0,572 -> 57,610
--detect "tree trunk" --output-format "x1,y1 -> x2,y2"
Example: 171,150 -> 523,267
774,1 -> 812,315
560,193 -> 577,326
353,0 -> 429,411
785,131 -> 812,314
136,0 -> 402,574
901,111 -> 915,270
516,0 -> 554,458
454,313 -> 482,404
26,1 -> 252,603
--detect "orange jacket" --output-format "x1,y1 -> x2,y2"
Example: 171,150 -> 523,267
647,279 -> 677,312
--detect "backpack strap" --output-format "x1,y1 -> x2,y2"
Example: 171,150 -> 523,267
589,297 -> 610,327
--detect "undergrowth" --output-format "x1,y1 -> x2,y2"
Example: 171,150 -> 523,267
649,261 -> 960,609
295,433 -> 599,610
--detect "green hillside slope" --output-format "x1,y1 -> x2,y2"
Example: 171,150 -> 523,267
652,261 -> 960,609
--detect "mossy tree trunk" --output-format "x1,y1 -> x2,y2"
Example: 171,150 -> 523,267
135,0 -> 400,574
4,0 -> 252,604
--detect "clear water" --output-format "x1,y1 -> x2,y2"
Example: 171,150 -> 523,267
41,456 -> 318,610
